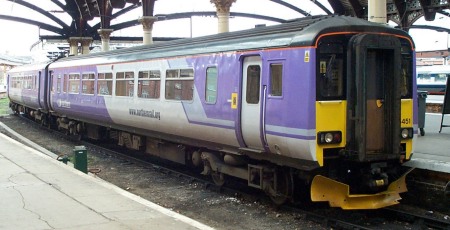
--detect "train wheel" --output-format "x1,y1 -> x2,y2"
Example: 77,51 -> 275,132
268,170 -> 292,205
211,172 -> 225,186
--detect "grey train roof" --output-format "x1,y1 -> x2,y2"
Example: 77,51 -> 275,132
52,15 -> 414,67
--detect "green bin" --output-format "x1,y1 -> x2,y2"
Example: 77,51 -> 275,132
73,146 -> 87,173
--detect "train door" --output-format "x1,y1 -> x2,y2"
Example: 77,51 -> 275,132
241,56 -> 265,150
347,34 -> 401,161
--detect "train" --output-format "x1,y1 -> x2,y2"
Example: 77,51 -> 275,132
7,15 -> 417,209
417,65 -> 450,95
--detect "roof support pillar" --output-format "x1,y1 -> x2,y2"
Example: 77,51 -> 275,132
68,37 -> 79,56
98,29 -> 114,51
368,0 -> 387,24
138,16 -> 157,45
80,37 -> 93,55
211,0 -> 236,33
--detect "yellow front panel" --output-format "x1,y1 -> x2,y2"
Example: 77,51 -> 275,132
315,100 -> 347,166
401,99 -> 414,160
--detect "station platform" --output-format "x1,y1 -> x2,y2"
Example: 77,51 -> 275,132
405,113 -> 450,174
0,132 -> 213,230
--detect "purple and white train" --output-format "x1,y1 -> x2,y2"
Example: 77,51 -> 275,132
8,15 -> 417,209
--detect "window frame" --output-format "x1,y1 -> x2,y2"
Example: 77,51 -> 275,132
268,62 -> 283,98
165,68 -> 194,101
138,70 -> 161,99
68,73 -> 81,94
97,72 -> 113,96
81,73 -> 96,95
115,71 -> 135,97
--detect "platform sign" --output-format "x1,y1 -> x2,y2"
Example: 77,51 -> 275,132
439,77 -> 450,132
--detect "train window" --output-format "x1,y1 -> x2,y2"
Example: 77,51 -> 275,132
35,74 -> 39,90
205,67 -> 218,103
270,64 -> 282,96
23,75 -> 31,90
246,65 -> 261,104
165,69 -> 194,100
82,73 -> 95,95
50,73 -> 54,92
69,74 -> 80,94
138,70 -> 160,99
97,73 -> 113,95
57,75 -> 61,93
63,74 -> 69,93
115,71 -> 134,97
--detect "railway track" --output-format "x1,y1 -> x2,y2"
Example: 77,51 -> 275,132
4,113 -> 450,230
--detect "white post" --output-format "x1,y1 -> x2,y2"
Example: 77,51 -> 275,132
80,38 -> 93,55
217,11 -> 230,33
98,29 -> 114,51
68,37 -> 79,56
368,0 -> 387,24
138,16 -> 157,45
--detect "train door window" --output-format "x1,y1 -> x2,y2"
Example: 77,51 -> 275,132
205,67 -> 218,103
63,74 -> 69,93
270,64 -> 283,96
50,73 -> 54,92
138,70 -> 160,99
69,74 -> 80,94
165,69 -> 194,100
97,73 -> 113,95
82,73 -> 95,95
57,75 -> 61,93
35,73 -> 39,90
115,71 -> 134,97
246,65 -> 261,104
317,41 -> 345,100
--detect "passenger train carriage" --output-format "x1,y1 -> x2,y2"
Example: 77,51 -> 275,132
8,15 -> 417,209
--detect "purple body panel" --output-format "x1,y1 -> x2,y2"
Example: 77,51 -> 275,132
8,66 -> 49,111
50,66 -> 113,124
263,49 -> 316,132
181,48 -> 316,144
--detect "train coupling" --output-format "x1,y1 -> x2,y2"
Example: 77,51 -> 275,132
310,168 -> 414,209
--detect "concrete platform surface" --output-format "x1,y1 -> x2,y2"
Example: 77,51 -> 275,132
405,113 -> 450,173
0,132 -> 213,230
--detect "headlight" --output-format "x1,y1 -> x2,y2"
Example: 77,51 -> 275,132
318,131 -> 342,144
401,129 -> 409,138
325,133 -> 334,143
400,128 -> 413,139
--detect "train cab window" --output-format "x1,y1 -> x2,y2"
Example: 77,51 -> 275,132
97,73 -> 113,95
63,74 -> 69,93
82,73 -> 95,95
205,67 -> 217,103
400,44 -> 413,98
165,69 -> 194,100
138,70 -> 160,99
246,65 -> 261,104
115,71 -> 134,97
317,42 -> 344,100
69,74 -> 80,94
270,64 -> 282,96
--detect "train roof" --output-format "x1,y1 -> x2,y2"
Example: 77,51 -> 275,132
51,15 -> 413,68
8,61 -> 51,74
